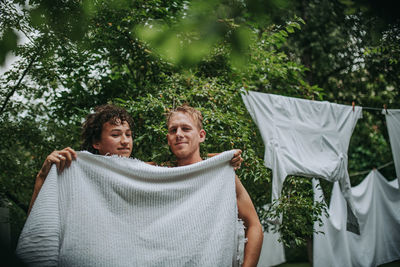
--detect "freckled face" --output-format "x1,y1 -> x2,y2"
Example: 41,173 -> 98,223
167,112 -> 205,161
92,120 -> 133,157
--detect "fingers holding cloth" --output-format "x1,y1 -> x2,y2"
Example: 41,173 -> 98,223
29,147 -> 77,214
230,149 -> 243,171
38,147 -> 77,179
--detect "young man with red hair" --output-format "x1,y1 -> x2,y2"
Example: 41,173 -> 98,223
166,104 -> 263,267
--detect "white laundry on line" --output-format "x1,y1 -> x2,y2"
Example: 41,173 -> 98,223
16,150 -> 244,267
257,204 -> 286,267
257,230 -> 286,267
313,170 -> 400,267
242,91 -> 362,233
383,109 -> 400,187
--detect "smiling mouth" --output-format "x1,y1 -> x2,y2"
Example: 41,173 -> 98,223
118,148 -> 130,151
175,142 -> 187,145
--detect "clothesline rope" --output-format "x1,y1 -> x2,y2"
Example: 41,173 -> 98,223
349,102 -> 394,112
349,161 -> 394,177
362,106 -> 385,111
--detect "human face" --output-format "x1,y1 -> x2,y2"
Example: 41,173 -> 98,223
167,112 -> 206,165
92,120 -> 133,157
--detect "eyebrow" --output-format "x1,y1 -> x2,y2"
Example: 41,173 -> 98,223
110,129 -> 131,132
168,124 -> 192,129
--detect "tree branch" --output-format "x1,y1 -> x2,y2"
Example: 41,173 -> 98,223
0,50 -> 39,115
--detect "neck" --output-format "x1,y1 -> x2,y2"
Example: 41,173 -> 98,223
176,154 -> 203,166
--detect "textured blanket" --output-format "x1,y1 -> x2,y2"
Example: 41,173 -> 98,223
16,150 -> 244,267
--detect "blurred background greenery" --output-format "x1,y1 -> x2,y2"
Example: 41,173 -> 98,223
1,0 -> 399,263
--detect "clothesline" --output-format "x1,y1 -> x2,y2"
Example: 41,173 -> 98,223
352,102 -> 389,113
349,161 -> 394,177
362,106 -> 385,111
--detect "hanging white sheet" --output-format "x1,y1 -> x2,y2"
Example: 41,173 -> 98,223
242,91 -> 362,233
383,109 -> 400,187
313,170 -> 400,267
257,204 -> 286,267
257,230 -> 286,267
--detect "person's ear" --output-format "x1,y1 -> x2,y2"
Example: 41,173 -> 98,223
199,129 -> 206,143
92,142 -> 100,150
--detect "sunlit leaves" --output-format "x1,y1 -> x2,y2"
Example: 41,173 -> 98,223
134,0 -> 261,69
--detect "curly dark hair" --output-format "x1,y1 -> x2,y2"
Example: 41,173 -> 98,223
81,104 -> 134,154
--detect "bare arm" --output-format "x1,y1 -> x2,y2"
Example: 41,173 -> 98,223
235,175 -> 263,267
28,147 -> 77,214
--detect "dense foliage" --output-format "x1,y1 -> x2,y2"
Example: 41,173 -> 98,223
1,0 -> 398,259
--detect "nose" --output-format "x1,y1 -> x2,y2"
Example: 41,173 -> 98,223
121,134 -> 129,144
176,128 -> 184,138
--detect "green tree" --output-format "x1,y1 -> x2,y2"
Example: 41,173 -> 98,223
1,1 -> 397,261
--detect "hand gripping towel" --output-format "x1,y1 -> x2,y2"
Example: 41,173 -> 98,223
241,91 -> 362,233
16,150 -> 244,267
313,170 -> 400,267
383,109 -> 400,187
